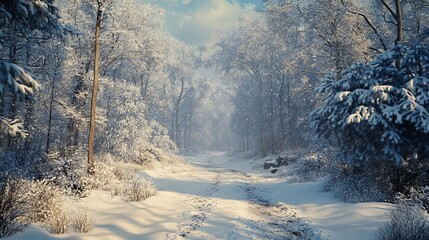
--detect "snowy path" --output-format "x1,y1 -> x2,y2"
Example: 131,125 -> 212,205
150,153 -> 391,240
161,155 -> 319,240
10,153 -> 390,240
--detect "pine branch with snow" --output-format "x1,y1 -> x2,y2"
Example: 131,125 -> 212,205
311,44 -> 429,166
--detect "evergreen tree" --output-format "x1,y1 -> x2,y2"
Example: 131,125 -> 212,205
0,0 -> 65,136
311,43 -> 429,191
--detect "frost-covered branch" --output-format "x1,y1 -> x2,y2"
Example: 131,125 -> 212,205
0,60 -> 41,99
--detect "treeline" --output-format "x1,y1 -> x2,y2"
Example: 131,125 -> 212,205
215,0 -> 429,156
0,0 -> 225,176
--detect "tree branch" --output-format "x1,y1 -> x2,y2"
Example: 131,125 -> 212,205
340,0 -> 388,51
380,0 -> 397,20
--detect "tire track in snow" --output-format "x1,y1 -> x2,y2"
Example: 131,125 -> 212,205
167,158 -> 322,240
168,171 -> 221,239
242,172 -> 323,240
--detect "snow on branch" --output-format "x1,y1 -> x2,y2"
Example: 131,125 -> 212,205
0,60 -> 41,100
0,117 -> 28,138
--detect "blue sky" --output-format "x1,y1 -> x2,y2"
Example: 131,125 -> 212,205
156,0 -> 261,46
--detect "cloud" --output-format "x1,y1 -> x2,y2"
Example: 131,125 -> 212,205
159,0 -> 179,4
157,0 -> 180,8
164,0 -> 255,46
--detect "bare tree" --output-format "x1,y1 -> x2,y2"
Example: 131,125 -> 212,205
88,0 -> 109,175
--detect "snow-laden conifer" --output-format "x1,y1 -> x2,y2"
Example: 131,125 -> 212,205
311,44 -> 429,166
0,0 -> 65,136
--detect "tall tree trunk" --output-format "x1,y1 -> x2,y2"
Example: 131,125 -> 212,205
279,73 -> 286,146
269,78 -> 275,154
141,69 -> 150,114
170,110 -> 175,142
46,60 -> 59,156
287,74 -> 292,149
381,0 -> 403,45
394,0 -> 403,45
174,77 -> 185,149
88,2 -> 103,175
246,127 -> 250,152
185,104 -> 195,152
257,78 -> 264,155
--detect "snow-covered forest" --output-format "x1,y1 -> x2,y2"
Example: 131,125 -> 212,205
1,0 -> 429,239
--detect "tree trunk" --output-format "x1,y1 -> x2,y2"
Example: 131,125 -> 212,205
141,70 -> 150,114
185,104 -> 195,152
257,78 -> 264,155
394,0 -> 403,45
46,60 -> 59,156
287,75 -> 292,148
174,77 -> 185,149
269,78 -> 275,154
88,2 -> 103,175
67,59 -> 91,150
279,73 -> 286,146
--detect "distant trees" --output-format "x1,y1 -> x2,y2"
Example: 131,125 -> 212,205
215,3 -> 318,155
56,0 -> 210,159
301,0 -> 371,77
0,0 -> 213,178
217,0 -> 429,161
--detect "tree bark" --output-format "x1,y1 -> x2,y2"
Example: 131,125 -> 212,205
279,73 -> 286,146
269,78 -> 275,154
88,2 -> 103,175
257,78 -> 265,155
46,56 -> 60,156
173,77 -> 185,148
394,0 -> 403,45
287,73 -> 292,148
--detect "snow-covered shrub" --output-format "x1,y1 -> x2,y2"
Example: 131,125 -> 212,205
44,210 -> 70,235
26,180 -> 64,223
134,146 -> 186,170
323,172 -> 386,203
322,158 -> 396,202
110,185 -> 123,199
92,160 -> 117,191
73,208 -> 95,233
0,178 -> 31,238
158,152 -> 187,169
377,204 -> 429,240
0,178 -> 68,236
56,161 -> 92,197
44,153 -> 147,196
288,152 -> 332,182
112,177 -> 157,202
395,186 -> 429,213
311,43 -> 429,195
125,177 -> 157,202
39,151 -> 94,198
136,146 -> 165,167
147,120 -> 178,153
112,161 -> 141,181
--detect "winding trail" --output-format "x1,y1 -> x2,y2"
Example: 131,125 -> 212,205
162,154 -> 322,240
10,153 -> 390,240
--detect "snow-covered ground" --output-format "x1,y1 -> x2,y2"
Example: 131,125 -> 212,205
10,153 -> 391,240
